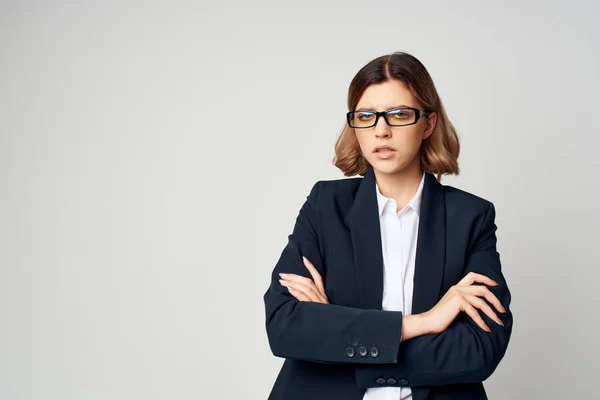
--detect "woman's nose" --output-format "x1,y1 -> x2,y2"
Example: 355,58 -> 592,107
375,116 -> 391,138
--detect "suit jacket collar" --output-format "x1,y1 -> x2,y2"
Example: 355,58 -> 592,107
344,165 -> 446,313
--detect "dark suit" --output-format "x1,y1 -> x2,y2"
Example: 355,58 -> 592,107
263,165 -> 513,400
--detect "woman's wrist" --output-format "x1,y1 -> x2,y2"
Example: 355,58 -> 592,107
401,313 -> 431,341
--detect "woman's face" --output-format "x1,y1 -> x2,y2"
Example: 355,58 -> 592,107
353,79 -> 436,175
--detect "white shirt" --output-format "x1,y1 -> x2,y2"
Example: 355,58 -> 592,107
362,172 -> 425,400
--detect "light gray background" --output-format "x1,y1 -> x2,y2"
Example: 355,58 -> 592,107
1,0 -> 598,399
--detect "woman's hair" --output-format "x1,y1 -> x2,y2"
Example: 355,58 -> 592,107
332,52 -> 460,181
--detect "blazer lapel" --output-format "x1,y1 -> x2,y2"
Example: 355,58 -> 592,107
345,166 -> 384,310
344,165 -> 446,313
412,172 -> 446,314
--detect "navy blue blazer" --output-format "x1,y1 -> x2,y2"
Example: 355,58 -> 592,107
263,165 -> 513,400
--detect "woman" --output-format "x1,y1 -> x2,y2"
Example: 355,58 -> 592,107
263,52 -> 513,400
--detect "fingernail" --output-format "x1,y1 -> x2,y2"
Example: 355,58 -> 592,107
279,273 -> 287,277
279,279 -> 287,285
302,256 -> 307,263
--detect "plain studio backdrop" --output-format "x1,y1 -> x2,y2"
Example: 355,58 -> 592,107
1,0 -> 599,399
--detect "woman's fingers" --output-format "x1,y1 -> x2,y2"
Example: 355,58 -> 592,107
280,279 -> 327,303
464,294 -> 504,326
462,285 -> 506,313
281,280 -> 311,301
277,255 -> 328,303
279,272 -> 326,298
302,256 -> 326,296
278,273 -> 329,304
287,286 -> 310,301
458,271 -> 498,287
461,300 -> 491,332
428,274 -> 507,335
279,273 -> 314,287
287,283 -> 328,303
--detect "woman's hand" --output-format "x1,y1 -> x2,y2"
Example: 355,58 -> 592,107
279,256 -> 329,304
422,272 -> 506,334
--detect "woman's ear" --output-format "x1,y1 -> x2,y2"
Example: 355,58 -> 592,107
423,111 -> 437,140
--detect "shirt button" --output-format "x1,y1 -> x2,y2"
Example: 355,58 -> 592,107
369,346 -> 379,357
358,346 -> 367,357
376,377 -> 386,385
346,347 -> 355,358
387,378 -> 397,385
399,379 -> 409,386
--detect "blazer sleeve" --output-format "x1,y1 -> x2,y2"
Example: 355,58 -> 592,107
354,202 -> 513,387
263,181 -> 405,364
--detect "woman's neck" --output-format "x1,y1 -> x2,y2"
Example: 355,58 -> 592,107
374,163 -> 423,211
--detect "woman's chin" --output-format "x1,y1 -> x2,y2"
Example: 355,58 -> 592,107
369,157 -> 400,170
372,161 -> 420,177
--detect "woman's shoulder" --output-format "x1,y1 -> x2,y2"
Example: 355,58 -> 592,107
441,181 -> 495,218
309,176 -> 362,200
302,177 -> 362,211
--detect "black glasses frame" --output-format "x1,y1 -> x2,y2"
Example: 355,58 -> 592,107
346,107 -> 430,128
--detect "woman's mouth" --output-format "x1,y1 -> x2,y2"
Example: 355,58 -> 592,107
374,148 -> 396,159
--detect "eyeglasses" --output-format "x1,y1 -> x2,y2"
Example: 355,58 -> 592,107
346,107 -> 430,128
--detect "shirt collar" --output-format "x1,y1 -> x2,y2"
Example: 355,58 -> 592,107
375,171 -> 426,217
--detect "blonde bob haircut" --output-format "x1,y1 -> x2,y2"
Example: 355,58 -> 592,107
333,52 -> 460,181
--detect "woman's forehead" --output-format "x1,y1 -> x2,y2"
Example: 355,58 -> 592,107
356,80 -> 416,110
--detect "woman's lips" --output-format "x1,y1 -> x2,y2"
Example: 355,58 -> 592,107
373,149 -> 396,159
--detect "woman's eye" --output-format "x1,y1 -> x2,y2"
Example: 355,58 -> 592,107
390,110 -> 411,119
357,112 -> 375,120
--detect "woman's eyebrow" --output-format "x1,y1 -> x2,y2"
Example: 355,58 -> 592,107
355,104 -> 412,111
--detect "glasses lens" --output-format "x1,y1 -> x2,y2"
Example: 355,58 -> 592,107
386,108 -> 416,126
349,111 -> 376,128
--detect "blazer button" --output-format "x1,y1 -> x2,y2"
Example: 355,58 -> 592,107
358,346 -> 367,357
387,378 -> 397,385
376,377 -> 386,385
345,347 -> 355,358
369,346 -> 379,357
399,379 -> 409,386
